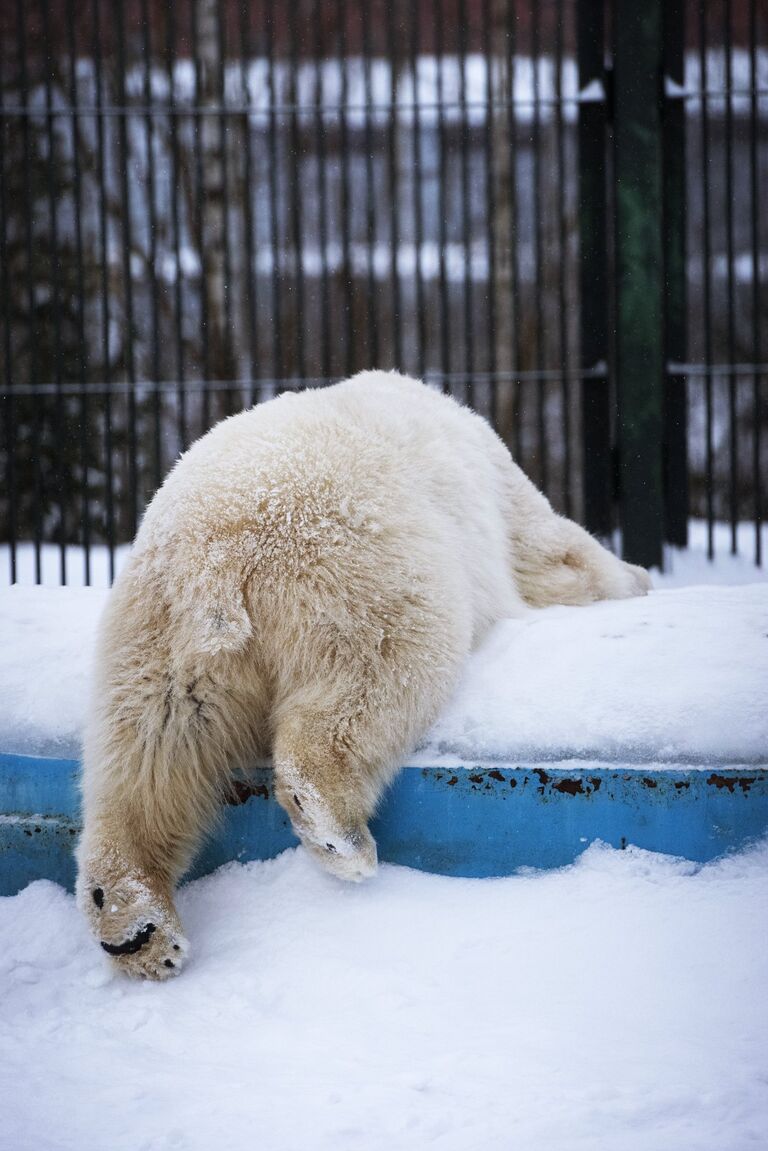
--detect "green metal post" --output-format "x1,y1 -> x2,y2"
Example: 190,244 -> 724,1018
613,0 -> 665,569
578,0 -> 612,538
662,0 -> 689,547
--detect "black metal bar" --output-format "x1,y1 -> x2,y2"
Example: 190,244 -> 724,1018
140,0 -> 163,492
613,0 -> 665,569
312,0 -> 332,382
92,0 -> 116,581
361,0 -> 379,368
531,0 -> 546,494
40,0 -> 66,582
506,0 -> 522,463
661,0 -> 688,547
386,0 -> 402,369
580,0 -> 607,534
0,44 -> 16,583
724,0 -> 737,553
115,0 -> 138,540
189,0 -> 211,426
286,0 -> 306,382
434,0 -> 450,393
66,0 -> 91,583
458,0 -> 474,406
237,0 -> 259,404
409,0 -> 426,378
216,1 -> 236,410
699,1 -> 714,560
164,0 -> 186,451
17,0 -> 43,583
481,0 -> 498,426
265,0 -> 283,381
338,0 -> 355,376
555,0 -> 571,516
749,0 -> 763,565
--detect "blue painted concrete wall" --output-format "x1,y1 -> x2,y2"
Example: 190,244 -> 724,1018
1,753 -> 767,895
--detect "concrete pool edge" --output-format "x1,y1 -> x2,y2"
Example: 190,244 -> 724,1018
1,752 -> 767,894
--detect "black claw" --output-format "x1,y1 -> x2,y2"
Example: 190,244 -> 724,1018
325,842 -> 337,854
293,794 -> 303,811
92,887 -> 104,909
164,959 -> 175,969
173,944 -> 180,951
101,922 -> 156,957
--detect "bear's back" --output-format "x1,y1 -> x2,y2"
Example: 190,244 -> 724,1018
119,372 -> 522,660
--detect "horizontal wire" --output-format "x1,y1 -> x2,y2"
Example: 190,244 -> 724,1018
0,96 -> 591,118
666,87 -> 768,101
6,364 -> 767,398
3,367 -> 611,397
668,362 -> 768,377
4,88 -> 768,120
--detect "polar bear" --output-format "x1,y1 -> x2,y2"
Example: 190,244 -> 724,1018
76,371 -> 649,978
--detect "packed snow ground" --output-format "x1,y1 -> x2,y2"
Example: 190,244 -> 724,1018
1,843 -> 767,1151
1,528 -> 766,1150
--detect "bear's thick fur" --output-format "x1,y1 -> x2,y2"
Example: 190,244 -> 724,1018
77,371 -> 649,978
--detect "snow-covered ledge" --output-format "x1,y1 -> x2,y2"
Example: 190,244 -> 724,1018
2,584 -> 766,765
1,583 -> 767,892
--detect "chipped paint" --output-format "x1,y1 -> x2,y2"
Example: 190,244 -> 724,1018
706,773 -> 756,795
226,779 -> 270,805
552,778 -> 584,796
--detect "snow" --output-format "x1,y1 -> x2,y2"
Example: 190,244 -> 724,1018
1,524 -> 767,764
421,584 -> 768,766
1,842 -> 766,1151
655,520 -> 768,587
0,585 -> 108,759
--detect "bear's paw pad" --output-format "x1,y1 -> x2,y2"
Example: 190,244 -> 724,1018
81,871 -> 190,981
98,914 -> 190,980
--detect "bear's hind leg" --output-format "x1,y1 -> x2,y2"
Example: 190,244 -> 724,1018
491,442 -> 651,606
503,469 -> 651,606
273,709 -> 381,883
77,692 -> 237,979
77,772 -> 211,980
77,827 -> 189,981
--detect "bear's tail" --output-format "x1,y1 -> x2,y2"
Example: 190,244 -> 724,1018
164,537 -> 254,657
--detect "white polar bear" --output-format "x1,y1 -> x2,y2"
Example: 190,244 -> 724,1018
76,371 -> 649,978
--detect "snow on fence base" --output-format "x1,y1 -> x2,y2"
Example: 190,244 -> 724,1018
2,752 -> 767,896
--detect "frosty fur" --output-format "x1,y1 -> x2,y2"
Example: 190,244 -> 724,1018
76,371 -> 650,979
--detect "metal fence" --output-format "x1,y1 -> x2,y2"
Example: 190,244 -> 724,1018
0,0 -> 766,584
681,0 -> 766,564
